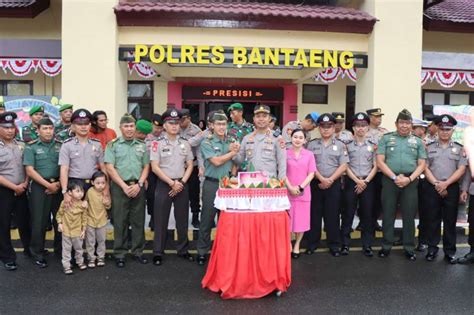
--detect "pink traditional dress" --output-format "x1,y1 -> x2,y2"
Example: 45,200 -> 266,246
286,148 -> 317,232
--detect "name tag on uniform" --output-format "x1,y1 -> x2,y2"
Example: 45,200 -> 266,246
36,149 -> 45,154
408,138 -> 417,144
214,146 -> 221,152
367,146 -> 373,152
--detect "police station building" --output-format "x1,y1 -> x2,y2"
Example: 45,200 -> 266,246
0,0 -> 473,128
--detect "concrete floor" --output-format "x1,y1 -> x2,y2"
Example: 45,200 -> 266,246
1,245 -> 473,314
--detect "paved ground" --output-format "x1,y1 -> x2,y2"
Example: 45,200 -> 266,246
1,243 -> 473,314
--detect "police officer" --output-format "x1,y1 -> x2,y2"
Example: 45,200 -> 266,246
59,109 -> 106,205
0,112 -> 31,271
227,102 -> 254,142
150,109 -> 194,266
377,109 -> 427,261
342,113 -> 377,257
281,113 -> 319,148
424,114 -> 466,263
459,170 -> 474,264
21,105 -> 44,143
105,113 -> 150,268
333,112 -> 354,144
306,113 -> 348,257
425,114 -> 439,144
180,108 -> 202,228
366,108 -> 389,232
23,116 -> 63,268
234,105 -> 286,179
196,111 -> 240,265
54,104 -> 73,134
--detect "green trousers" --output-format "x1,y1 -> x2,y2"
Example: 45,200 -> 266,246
197,180 -> 219,256
381,176 -> 418,252
111,182 -> 146,259
28,181 -> 62,260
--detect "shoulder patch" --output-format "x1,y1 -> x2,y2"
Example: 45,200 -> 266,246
89,138 -> 101,142
156,136 -> 164,141
179,136 -> 188,141
367,140 -> 376,145
427,141 -> 436,146
63,138 -> 74,144
28,139 -> 38,145
454,141 -> 464,147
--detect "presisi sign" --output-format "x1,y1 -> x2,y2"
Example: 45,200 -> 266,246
134,45 -> 355,69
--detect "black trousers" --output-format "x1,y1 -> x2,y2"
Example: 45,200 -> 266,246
0,186 -> 30,263
468,195 -> 474,249
305,179 -> 341,251
188,166 -> 201,214
424,183 -> 459,255
417,178 -> 428,244
342,178 -> 375,248
153,180 -> 190,256
372,172 -> 383,224
146,171 -> 158,227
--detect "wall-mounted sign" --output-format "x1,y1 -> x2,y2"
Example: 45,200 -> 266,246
134,45 -> 355,69
182,86 -> 283,101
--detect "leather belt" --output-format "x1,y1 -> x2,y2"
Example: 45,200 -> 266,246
69,177 -> 91,184
205,176 -> 219,183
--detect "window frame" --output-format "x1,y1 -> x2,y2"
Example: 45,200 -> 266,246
0,80 -> 33,96
302,84 -> 328,104
127,81 -> 154,120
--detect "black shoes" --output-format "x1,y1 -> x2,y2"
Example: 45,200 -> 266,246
291,252 -> 300,259
330,249 -> 341,257
2,261 -> 17,271
340,246 -> 349,256
405,251 -> 416,261
153,256 -> 162,266
378,249 -> 391,258
416,243 -> 428,252
191,213 -> 200,229
426,252 -> 437,262
133,255 -> 148,264
115,258 -> 125,268
444,255 -> 457,264
34,259 -> 48,268
305,248 -> 316,255
363,247 -> 374,257
197,255 -> 207,266
375,223 -> 383,232
457,252 -> 474,264
178,252 -> 195,262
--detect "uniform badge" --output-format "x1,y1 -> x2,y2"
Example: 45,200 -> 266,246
180,143 -> 185,149
152,141 -> 158,152
5,115 -> 12,121
323,116 -> 330,122
390,147 -> 394,151
408,137 -> 417,144
79,111 -> 86,118
452,148 -> 458,154
246,149 -> 253,157
442,116 -> 449,123
367,146 -> 373,152
332,145 -> 337,151
171,110 -> 178,117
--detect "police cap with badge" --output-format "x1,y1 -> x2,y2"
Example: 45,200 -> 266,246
253,104 -> 271,115
435,114 -> 457,129
366,108 -> 384,116
0,111 -> 17,128
332,112 -> 345,123
317,113 -> 336,125
162,108 -> 182,123
351,112 -> 370,126
71,108 -> 93,124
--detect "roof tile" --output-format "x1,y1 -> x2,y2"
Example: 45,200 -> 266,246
425,0 -> 474,24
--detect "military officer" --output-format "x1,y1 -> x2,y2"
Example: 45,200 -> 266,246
377,109 -> 427,261
0,112 -> 31,271
21,105 -> 44,143
424,115 -> 466,263
105,113 -> 150,268
366,108 -> 389,232
23,116 -> 63,268
58,109 -> 106,206
306,113 -> 348,257
333,112 -> 354,144
180,108 -> 202,228
281,112 -> 319,148
135,119 -> 153,142
54,104 -> 73,134
196,111 -> 240,265
459,170 -> 474,264
234,105 -> 286,179
150,108 -> 194,266
342,112 -> 377,257
227,102 -> 254,142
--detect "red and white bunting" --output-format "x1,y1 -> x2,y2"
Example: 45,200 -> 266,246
127,61 -> 157,78
0,58 -> 62,77
312,68 -> 357,83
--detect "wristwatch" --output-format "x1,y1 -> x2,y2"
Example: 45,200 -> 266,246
390,175 -> 397,181
138,181 -> 144,188
62,189 -> 67,194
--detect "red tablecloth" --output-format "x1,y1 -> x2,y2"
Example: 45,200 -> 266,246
201,211 -> 291,299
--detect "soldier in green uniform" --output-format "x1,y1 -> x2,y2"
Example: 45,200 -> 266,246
227,102 -> 254,142
196,111 -> 240,265
21,105 -> 44,143
105,113 -> 150,268
54,104 -> 73,134
23,117 -> 63,268
376,109 -> 427,261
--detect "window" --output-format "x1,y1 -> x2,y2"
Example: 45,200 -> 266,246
422,89 -> 474,118
0,80 -> 33,96
302,84 -> 328,104
127,81 -> 153,121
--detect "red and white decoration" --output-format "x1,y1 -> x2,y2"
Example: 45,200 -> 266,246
214,188 -> 290,213
313,67 -> 474,89
0,58 -> 62,77
127,61 -> 157,78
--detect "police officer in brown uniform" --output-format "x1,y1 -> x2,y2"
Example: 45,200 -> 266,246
306,113 -> 348,256
0,112 -> 31,271
342,113 -> 378,257
59,109 -> 106,205
151,109 -> 194,266
180,108 -> 202,228
424,115 -> 466,263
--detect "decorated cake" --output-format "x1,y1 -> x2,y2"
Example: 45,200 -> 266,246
220,171 -> 285,189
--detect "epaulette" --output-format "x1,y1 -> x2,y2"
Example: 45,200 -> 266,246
384,131 -> 395,136
335,138 -> 346,143
63,138 -> 74,143
367,139 -> 376,145
308,137 -> 320,143
454,141 -> 464,147
346,139 -> 354,144
427,141 -> 436,146
22,125 -> 29,130
135,138 -> 145,143
15,138 -> 25,143
179,136 -> 188,141
89,138 -> 101,142
411,134 -> 422,139
27,139 -> 38,145
55,139 -> 63,144
156,136 -> 164,141
107,137 -> 119,147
